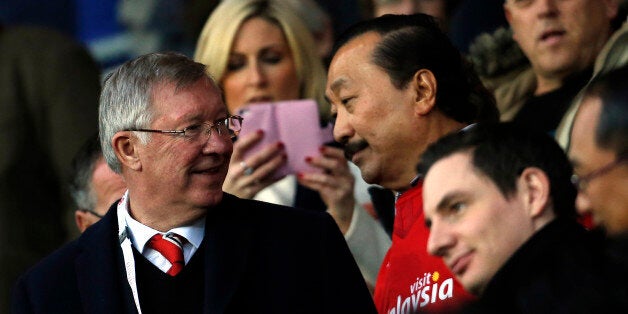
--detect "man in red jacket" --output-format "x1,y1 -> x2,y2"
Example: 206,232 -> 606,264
326,14 -> 498,313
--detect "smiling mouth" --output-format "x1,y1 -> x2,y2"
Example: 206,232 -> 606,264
448,252 -> 472,277
192,165 -> 223,175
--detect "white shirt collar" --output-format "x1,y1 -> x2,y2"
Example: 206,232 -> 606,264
118,190 -> 205,256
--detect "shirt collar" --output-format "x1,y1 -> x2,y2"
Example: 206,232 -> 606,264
119,190 -> 206,253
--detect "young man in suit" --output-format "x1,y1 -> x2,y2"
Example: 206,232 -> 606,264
419,122 -> 614,312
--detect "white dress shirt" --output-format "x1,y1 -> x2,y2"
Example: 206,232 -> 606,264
118,191 -> 205,274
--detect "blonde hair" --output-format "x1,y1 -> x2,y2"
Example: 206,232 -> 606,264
194,0 -> 329,121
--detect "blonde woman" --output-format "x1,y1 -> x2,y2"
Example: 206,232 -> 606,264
195,0 -> 390,289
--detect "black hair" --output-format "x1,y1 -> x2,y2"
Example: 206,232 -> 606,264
331,13 -> 498,124
417,122 -> 577,219
583,65 -> 628,157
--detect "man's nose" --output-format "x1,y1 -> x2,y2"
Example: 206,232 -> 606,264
575,191 -> 592,216
201,131 -> 233,156
426,222 -> 455,258
536,0 -> 559,19
332,109 -> 354,144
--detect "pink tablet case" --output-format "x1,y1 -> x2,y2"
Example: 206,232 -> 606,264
238,99 -> 334,179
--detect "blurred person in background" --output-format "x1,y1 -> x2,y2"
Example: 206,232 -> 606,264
569,64 -> 628,313
70,134 -> 126,233
496,0 -> 620,136
0,25 -> 100,311
283,0 -> 335,63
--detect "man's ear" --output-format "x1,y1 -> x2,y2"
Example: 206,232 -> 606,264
518,167 -> 551,219
112,132 -> 142,171
75,210 -> 92,233
412,69 -> 437,116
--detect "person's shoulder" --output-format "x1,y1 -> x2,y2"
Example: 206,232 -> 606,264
222,192 -> 328,217
15,239 -> 81,286
17,211 -> 117,283
11,238 -> 88,313
521,221 -> 612,311
492,67 -> 536,121
218,193 -> 334,229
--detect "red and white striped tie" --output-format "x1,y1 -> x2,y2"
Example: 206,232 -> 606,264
147,233 -> 186,276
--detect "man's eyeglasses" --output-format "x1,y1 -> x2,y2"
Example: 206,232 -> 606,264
125,115 -> 243,140
571,154 -> 627,191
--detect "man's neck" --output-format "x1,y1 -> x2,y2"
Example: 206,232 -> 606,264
534,76 -> 564,96
535,65 -> 596,96
392,174 -> 422,194
384,116 -> 467,192
126,195 -> 209,232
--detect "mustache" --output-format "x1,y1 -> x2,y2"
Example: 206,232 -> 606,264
343,140 -> 368,161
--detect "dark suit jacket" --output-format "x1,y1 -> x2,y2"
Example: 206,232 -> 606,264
11,193 -> 377,313
464,219 -> 614,313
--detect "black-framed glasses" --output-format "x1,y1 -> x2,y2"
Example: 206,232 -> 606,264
571,154 -> 627,191
125,115 -> 243,140
79,209 -> 104,219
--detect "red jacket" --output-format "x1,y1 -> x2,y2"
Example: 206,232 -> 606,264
374,183 -> 474,313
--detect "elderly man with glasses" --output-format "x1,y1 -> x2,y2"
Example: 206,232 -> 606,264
11,52 -> 376,314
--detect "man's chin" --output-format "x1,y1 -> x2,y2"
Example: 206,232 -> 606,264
356,165 -> 382,186
190,189 -> 224,208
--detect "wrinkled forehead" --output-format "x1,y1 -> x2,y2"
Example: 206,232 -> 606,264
151,78 -> 227,119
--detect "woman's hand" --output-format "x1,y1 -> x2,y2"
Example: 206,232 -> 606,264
297,145 -> 356,233
223,130 -> 287,199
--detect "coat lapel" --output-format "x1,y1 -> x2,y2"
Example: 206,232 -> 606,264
203,194 -> 253,313
75,206 -> 137,314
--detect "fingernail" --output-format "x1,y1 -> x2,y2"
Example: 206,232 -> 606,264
305,156 -> 312,163
282,153 -> 288,160
319,146 -> 326,153
257,129 -> 264,136
277,142 -> 285,149
297,172 -> 304,179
